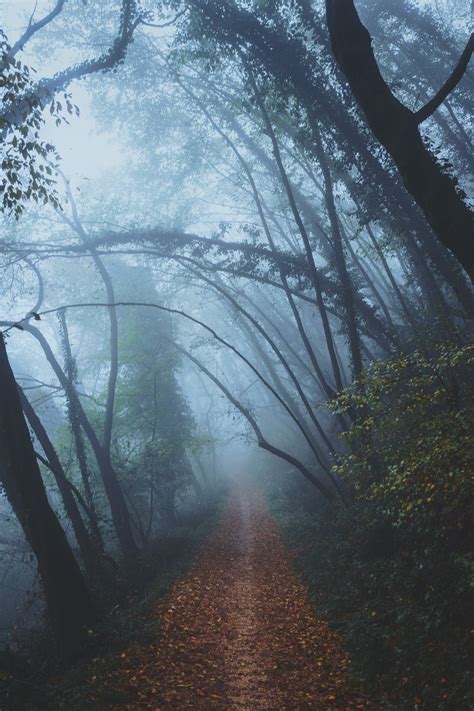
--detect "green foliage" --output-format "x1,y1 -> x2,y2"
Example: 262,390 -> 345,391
271,343 -> 474,709
109,263 -> 195,525
0,32 -> 77,217
332,343 -> 474,535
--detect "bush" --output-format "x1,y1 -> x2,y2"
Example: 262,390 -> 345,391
272,343 -> 474,709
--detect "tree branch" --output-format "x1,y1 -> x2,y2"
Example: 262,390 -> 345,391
2,299 -> 333,477
9,0 -> 67,57
1,0 -> 142,131
1,230 -> 393,349
178,346 -> 335,501
415,33 -> 474,124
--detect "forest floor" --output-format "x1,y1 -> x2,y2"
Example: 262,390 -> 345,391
103,487 -> 373,710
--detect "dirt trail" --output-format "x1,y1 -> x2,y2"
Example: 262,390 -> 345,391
115,489 -> 372,709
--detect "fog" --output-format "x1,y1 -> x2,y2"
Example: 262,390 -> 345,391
0,1 -> 472,707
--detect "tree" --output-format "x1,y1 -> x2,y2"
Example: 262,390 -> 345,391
0,334 -> 96,657
325,0 -> 474,279
19,386 -> 100,577
0,31 -> 61,217
0,0 -> 143,218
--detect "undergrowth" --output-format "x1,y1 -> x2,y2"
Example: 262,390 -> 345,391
268,343 -> 474,710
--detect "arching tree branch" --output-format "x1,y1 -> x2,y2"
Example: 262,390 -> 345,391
415,33 -> 473,124
9,0 -> 67,57
1,0 -> 142,132
178,346 -> 335,502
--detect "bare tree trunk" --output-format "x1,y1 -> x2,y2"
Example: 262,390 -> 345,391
340,221 -> 395,328
179,345 -> 336,502
0,336 -> 96,658
24,323 -> 138,558
60,182 -> 119,455
312,131 -> 364,375
248,75 -> 348,389
57,311 -> 104,551
19,388 -> 100,577
182,262 -> 344,447
182,80 -> 340,395
325,0 -> 473,279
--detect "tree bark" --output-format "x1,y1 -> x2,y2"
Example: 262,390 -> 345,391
312,130 -> 364,375
0,336 -> 96,658
325,0 -> 474,279
19,388 -> 99,577
24,324 -> 138,559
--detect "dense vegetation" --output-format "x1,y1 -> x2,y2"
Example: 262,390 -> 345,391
271,341 -> 473,708
0,0 -> 472,708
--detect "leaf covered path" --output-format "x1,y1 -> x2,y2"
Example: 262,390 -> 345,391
115,489 -> 372,709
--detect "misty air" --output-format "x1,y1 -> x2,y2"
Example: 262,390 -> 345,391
0,1 -> 473,709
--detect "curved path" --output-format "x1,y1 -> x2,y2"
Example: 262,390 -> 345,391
115,489 -> 372,709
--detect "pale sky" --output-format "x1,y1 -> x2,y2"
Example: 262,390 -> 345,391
1,0 -> 471,186
1,0 -> 127,182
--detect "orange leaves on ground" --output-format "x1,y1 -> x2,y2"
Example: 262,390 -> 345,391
112,489 -> 374,709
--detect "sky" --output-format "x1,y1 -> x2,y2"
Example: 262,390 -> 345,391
1,0 -> 127,181
0,0 -> 471,203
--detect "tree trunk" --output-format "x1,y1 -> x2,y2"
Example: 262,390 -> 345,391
19,388 -> 99,577
312,130 -> 364,376
0,336 -> 96,658
325,0 -> 474,279
26,323 -> 138,558
58,311 -> 104,551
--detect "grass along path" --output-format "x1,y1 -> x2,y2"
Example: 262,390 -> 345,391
110,487 -> 373,709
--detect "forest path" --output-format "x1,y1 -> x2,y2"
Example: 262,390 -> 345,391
114,488 -> 371,709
